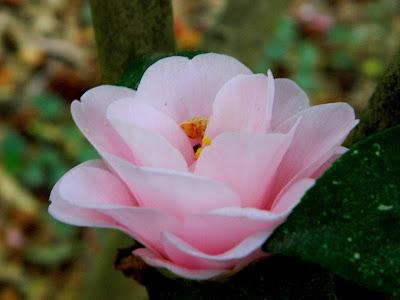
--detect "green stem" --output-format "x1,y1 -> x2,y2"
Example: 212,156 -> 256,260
349,49 -> 400,144
89,0 -> 176,83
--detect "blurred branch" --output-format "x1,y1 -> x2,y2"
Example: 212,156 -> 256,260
0,165 -> 38,215
82,232 -> 146,300
89,0 -> 176,83
83,1 -> 176,298
349,49 -> 400,144
202,0 -> 291,68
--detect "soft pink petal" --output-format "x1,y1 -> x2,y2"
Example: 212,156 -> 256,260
311,146 -> 347,178
206,73 -> 273,137
161,233 -> 235,270
108,117 -> 188,171
179,207 -> 285,255
107,97 -> 194,165
101,207 -> 180,254
71,85 -> 136,161
272,103 -> 358,196
195,131 -> 293,208
163,230 -> 271,262
271,178 -> 315,214
133,248 -> 228,280
271,79 -> 310,129
48,160 -> 131,228
49,160 -> 181,254
265,70 -> 275,131
101,152 -> 241,218
136,53 -> 252,122
49,180 -> 117,228
57,160 -> 135,207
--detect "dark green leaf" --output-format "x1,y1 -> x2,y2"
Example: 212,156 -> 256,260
118,51 -> 206,90
140,255 -> 336,300
264,125 -> 400,297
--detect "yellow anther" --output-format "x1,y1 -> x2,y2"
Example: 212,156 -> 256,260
179,116 -> 208,139
194,147 -> 203,160
202,136 -> 212,147
194,136 -> 212,160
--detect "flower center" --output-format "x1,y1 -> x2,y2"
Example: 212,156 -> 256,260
179,116 -> 211,160
179,116 -> 208,139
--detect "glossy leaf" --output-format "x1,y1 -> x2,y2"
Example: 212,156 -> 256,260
264,125 -> 400,297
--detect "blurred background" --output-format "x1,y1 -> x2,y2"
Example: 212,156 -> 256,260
0,0 -> 399,299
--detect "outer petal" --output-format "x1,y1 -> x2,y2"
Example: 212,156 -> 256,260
133,248 -> 228,280
271,79 -> 310,129
163,230 -> 271,262
71,85 -> 136,161
136,53 -> 252,122
205,73 -> 273,138
311,146 -> 347,178
265,70 -> 275,131
272,103 -> 358,196
161,233 -> 235,270
49,183 -> 117,228
49,160 -> 180,254
195,131 -> 293,208
101,152 -> 241,218
107,97 -> 194,165
270,178 -> 315,214
179,207 -> 285,255
56,160 -> 134,207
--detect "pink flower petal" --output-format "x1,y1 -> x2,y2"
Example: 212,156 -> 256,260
272,103 -> 358,196
49,160 -> 181,254
311,146 -> 347,178
109,120 -> 188,170
71,85 -> 136,161
195,131 -> 294,208
265,70 -> 275,131
161,233 -> 235,270
49,184 -> 116,228
271,79 -> 310,129
179,207 -> 285,255
206,73 -> 273,137
136,53 -> 251,122
57,160 -> 135,207
48,160 -> 132,228
271,178 -> 315,214
133,248 -> 228,280
163,230 -> 271,262
107,97 -> 194,165
100,152 -> 241,218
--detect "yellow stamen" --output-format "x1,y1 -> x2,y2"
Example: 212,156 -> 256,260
194,136 -> 212,160
194,147 -> 203,160
202,136 -> 212,147
179,116 -> 208,139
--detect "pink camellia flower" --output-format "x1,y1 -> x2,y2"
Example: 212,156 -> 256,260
49,53 -> 358,280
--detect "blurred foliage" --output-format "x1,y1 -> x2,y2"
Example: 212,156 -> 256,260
0,0 -> 399,299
